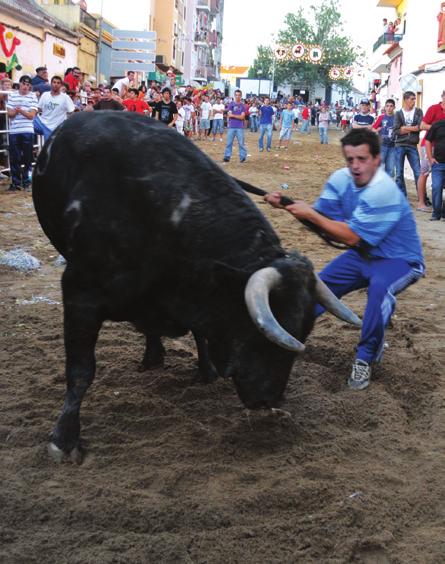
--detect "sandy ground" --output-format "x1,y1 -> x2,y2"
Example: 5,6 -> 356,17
1,128 -> 444,564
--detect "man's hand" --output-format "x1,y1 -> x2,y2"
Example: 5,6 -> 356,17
264,191 -> 285,208
285,201 -> 316,221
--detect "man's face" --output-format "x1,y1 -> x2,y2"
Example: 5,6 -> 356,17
128,90 -> 136,99
163,90 -> 171,101
405,95 -> 416,110
264,97 -> 270,105
385,102 -> 395,115
39,69 -> 48,81
361,103 -> 370,114
128,72 -> 135,82
1,80 -> 12,91
19,80 -> 32,94
343,144 -> 380,188
73,68 -> 81,80
103,88 -> 111,100
234,91 -> 242,102
51,79 -> 62,94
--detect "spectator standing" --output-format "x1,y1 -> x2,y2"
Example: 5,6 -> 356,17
91,87 -> 124,111
6,75 -> 38,192
223,89 -> 247,163
417,90 -> 445,211
34,75 -> 75,141
64,67 -> 81,93
372,98 -> 396,178
300,104 -> 310,134
278,101 -> 294,149
340,107 -> 350,132
211,96 -> 225,142
113,71 -> 135,98
154,87 -> 178,127
122,88 -> 150,113
175,99 -> 186,135
318,105 -> 330,144
249,102 -> 259,132
31,66 -> 51,96
393,91 -> 423,197
258,96 -> 274,152
183,97 -> 195,138
310,104 -> 317,126
424,118 -> 445,220
353,99 -> 375,129
199,94 -> 212,140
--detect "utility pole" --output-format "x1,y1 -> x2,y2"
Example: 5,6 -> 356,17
96,0 -> 104,85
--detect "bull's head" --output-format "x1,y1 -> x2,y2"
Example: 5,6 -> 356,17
212,255 -> 361,410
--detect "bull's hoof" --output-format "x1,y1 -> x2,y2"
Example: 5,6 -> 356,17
48,442 -> 83,465
196,363 -> 219,384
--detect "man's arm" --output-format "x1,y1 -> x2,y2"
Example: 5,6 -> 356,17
424,139 -> 437,165
17,107 -> 37,120
420,120 -> 431,132
264,192 -> 360,246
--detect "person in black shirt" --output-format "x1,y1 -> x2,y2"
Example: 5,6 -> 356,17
91,87 -> 124,111
425,118 -> 445,220
154,87 -> 178,127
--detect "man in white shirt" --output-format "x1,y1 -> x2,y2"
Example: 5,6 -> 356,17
211,96 -> 225,141
199,94 -> 212,140
6,75 -> 38,191
112,71 -> 135,98
34,75 -> 75,142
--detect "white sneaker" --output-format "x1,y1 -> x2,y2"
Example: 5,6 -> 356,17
348,359 -> 371,390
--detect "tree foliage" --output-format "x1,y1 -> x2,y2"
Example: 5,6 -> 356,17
249,0 -> 363,91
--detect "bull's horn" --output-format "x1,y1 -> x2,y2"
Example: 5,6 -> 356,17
315,275 -> 362,327
245,267 -> 305,353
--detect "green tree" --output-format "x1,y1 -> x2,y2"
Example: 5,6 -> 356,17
248,45 -> 274,79
251,0 -> 363,93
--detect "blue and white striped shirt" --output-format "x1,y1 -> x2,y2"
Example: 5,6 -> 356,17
314,167 -> 424,266
6,90 -> 38,134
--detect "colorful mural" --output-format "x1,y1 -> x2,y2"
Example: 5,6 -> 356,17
0,24 -> 22,72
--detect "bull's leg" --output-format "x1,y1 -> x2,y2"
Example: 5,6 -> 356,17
49,280 -> 102,464
140,334 -> 165,370
193,331 -> 219,383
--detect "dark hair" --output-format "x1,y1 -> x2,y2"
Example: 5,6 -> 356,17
341,128 -> 380,157
111,88 -> 119,93
129,88 -> 138,95
64,68 -> 72,77
36,66 -> 47,73
51,76 -> 63,83
234,89 -> 242,95
161,87 -> 171,95
127,71 -> 135,76
19,75 -> 32,84
385,98 -> 395,105
403,91 -> 416,100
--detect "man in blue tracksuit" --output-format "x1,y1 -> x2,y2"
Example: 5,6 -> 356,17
265,128 -> 424,390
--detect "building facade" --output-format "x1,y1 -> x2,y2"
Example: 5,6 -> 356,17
371,0 -> 445,110
0,0 -> 77,80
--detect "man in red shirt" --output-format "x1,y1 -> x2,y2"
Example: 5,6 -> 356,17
122,88 -> 150,114
64,67 -> 81,93
418,90 -> 445,211
300,104 -> 310,133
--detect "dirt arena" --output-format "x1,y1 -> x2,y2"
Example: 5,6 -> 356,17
1,128 -> 444,563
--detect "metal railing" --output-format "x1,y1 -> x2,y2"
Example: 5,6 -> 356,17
372,32 -> 403,52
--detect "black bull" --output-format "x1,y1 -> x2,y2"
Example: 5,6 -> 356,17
32,112 -> 360,463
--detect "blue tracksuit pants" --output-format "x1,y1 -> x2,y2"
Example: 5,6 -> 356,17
315,249 -> 424,363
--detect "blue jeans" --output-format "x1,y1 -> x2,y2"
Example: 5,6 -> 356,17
33,116 -> 53,142
212,119 -> 224,134
381,143 -> 396,178
315,249 -> 424,363
395,145 -> 420,196
258,123 -> 273,150
431,161 -> 445,219
319,127 -> 328,144
224,128 -> 247,161
300,119 -> 309,133
249,115 -> 258,132
9,132 -> 34,187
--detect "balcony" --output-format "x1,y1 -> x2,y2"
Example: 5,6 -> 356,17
80,9 -> 97,31
197,0 -> 210,10
372,32 -> 403,52
194,31 -> 209,44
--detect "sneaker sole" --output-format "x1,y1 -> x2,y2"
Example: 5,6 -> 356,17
347,378 -> 370,391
